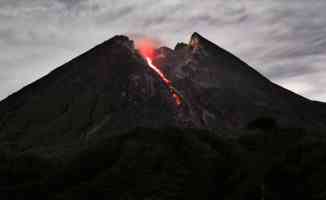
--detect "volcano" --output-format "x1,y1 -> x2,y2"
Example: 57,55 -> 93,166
1,33 -> 326,199
0,33 -> 326,145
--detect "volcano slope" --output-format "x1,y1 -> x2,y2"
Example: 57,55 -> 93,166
0,33 -> 325,145
0,33 -> 325,199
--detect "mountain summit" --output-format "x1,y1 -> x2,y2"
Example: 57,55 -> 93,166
0,33 -> 325,147
1,32 -> 326,200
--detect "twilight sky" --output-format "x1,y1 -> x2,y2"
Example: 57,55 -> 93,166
0,0 -> 326,101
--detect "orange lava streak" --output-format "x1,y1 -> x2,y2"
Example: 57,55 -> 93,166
145,57 -> 182,106
173,93 -> 182,106
136,38 -> 182,106
146,57 -> 171,85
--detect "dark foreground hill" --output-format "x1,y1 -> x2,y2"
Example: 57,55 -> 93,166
0,127 -> 326,199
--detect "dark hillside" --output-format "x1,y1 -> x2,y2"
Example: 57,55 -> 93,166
0,128 -> 325,199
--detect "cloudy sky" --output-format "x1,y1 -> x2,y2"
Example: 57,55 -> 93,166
0,0 -> 326,101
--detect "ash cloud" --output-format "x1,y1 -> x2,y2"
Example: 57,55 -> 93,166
0,0 -> 326,101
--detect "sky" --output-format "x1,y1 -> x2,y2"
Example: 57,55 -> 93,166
0,0 -> 326,101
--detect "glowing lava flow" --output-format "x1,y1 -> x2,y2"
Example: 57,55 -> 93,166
145,56 -> 182,106
136,38 -> 182,106
145,57 -> 171,85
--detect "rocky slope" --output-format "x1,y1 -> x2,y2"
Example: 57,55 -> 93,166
1,32 -> 326,199
0,33 -> 325,150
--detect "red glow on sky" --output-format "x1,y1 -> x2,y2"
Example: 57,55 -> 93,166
136,39 -> 158,59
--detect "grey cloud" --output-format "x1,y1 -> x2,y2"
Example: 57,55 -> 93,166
95,5 -> 134,25
0,0 -> 326,101
57,0 -> 88,6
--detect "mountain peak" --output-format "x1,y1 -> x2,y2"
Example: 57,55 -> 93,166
101,35 -> 135,52
189,32 -> 204,49
108,35 -> 132,44
190,32 -> 202,40
0,32 -> 326,148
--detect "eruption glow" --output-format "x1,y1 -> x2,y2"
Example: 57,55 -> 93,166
145,57 -> 171,85
136,38 -> 182,106
146,56 -> 182,106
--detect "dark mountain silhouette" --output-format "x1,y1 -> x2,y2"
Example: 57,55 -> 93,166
157,33 -> 326,130
0,33 -> 326,199
0,33 -> 325,145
